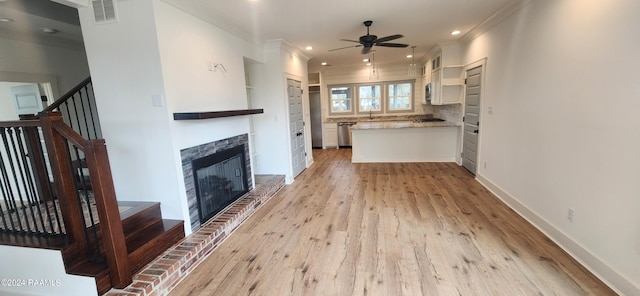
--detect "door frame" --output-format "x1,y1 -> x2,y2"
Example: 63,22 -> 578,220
460,58 -> 488,174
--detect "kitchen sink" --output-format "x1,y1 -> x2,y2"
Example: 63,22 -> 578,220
414,118 -> 445,122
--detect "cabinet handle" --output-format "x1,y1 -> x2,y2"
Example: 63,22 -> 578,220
473,129 -> 479,134
296,132 -> 303,136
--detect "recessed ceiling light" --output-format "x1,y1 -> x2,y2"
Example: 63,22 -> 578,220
406,54 -> 413,58
42,28 -> 59,34
0,18 -> 14,23
366,63 -> 372,66
451,30 -> 461,36
321,62 -> 328,66
363,58 -> 369,62
305,46 -> 313,51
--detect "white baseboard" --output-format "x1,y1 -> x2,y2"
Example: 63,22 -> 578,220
475,173 -> 639,296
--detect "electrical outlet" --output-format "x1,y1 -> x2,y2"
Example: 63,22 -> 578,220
567,208 -> 575,222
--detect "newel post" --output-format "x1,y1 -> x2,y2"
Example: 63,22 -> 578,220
84,139 -> 132,288
39,112 -> 88,253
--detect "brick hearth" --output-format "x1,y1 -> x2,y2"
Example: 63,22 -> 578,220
104,175 -> 285,296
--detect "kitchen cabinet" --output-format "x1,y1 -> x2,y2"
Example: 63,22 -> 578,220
351,123 -> 459,163
323,122 -> 338,148
429,43 -> 463,105
431,65 -> 464,105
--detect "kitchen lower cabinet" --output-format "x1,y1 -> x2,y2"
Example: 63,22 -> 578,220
351,125 -> 459,163
323,122 -> 338,149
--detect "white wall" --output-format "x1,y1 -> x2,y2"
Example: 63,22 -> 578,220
0,245 -> 97,296
0,36 -> 89,96
78,0 -> 302,233
77,0 -> 185,226
252,40 -> 310,183
460,0 -> 640,294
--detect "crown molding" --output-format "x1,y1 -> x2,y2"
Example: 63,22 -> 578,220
458,0 -> 536,45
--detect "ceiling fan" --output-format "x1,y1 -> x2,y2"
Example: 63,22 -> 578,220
329,20 -> 409,55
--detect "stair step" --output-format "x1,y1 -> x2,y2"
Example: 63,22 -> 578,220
61,201 -> 184,295
119,201 -> 162,236
65,260 -> 112,295
127,219 -> 184,274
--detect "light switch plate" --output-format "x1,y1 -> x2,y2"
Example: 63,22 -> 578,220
151,94 -> 164,107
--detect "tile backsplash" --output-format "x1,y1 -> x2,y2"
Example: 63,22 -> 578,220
434,104 -> 463,122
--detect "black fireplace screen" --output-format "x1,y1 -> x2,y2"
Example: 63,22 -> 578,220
192,145 -> 249,223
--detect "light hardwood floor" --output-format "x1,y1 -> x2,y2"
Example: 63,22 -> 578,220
170,148 -> 617,296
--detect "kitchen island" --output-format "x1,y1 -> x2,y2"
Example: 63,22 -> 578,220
351,120 -> 460,163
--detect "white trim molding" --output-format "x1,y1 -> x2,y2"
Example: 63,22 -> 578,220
475,173 -> 640,296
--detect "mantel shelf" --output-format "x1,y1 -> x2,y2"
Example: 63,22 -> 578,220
173,109 -> 264,120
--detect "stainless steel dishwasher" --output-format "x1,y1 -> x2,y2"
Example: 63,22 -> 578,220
337,122 -> 356,147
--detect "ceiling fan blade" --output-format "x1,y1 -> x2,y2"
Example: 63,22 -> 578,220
329,44 -> 362,51
340,39 -> 361,43
361,46 -> 372,55
374,34 -> 403,44
376,43 -> 409,48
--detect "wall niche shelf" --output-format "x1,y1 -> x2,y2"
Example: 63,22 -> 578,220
173,109 -> 264,120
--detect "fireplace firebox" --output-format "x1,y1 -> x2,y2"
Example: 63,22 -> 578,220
192,144 -> 249,223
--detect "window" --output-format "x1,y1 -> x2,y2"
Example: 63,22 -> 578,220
329,86 -> 353,114
328,81 -> 415,117
387,82 -> 413,112
358,84 -> 382,113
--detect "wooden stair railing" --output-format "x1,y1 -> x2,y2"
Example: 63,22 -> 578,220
42,77 -> 102,140
44,77 -> 92,113
1,112 -> 132,288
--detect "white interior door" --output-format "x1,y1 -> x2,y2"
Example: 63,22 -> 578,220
11,84 -> 43,115
288,79 -> 306,177
462,65 -> 482,174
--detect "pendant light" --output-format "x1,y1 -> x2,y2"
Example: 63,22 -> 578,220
369,50 -> 379,80
408,46 -> 417,77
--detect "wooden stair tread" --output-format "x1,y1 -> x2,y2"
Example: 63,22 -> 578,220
118,201 -> 160,220
0,232 -> 68,250
66,259 -> 112,295
67,259 -> 109,277
119,201 -> 162,236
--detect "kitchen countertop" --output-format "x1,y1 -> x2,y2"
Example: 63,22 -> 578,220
325,114 -> 431,123
351,120 -> 460,130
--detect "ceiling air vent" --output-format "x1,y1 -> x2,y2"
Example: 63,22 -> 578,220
92,0 -> 118,23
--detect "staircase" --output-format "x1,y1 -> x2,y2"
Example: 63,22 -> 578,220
0,77 -> 185,295
64,201 -> 184,294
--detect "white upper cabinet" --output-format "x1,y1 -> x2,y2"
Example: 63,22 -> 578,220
429,43 -> 464,105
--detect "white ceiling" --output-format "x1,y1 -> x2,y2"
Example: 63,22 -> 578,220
1,0 -> 525,71
163,0 -> 523,72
